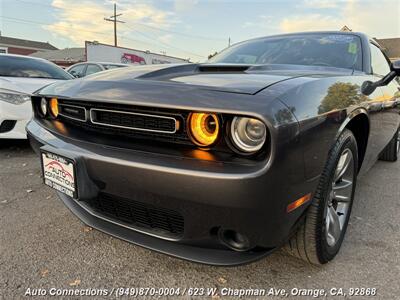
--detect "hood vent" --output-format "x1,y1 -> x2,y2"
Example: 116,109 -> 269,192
197,64 -> 250,73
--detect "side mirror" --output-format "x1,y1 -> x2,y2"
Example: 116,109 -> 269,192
391,60 -> 400,76
362,61 -> 399,95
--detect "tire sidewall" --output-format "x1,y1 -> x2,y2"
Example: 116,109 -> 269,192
318,131 -> 358,262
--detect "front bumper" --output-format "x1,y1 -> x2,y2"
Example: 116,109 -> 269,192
0,101 -> 31,139
27,118 -> 318,265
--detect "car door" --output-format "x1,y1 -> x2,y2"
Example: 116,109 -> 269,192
68,64 -> 86,78
370,43 -> 400,145
85,64 -> 103,76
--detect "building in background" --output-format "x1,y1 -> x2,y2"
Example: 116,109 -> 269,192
374,38 -> 400,62
30,48 -> 85,68
0,34 -> 57,55
340,25 -> 352,32
86,41 -> 189,65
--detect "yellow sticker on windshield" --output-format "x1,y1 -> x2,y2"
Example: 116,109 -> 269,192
348,42 -> 357,54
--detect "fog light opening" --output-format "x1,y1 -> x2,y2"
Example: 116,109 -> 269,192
218,229 -> 251,252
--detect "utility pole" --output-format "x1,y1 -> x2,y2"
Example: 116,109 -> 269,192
104,3 -> 125,47
228,37 -> 231,47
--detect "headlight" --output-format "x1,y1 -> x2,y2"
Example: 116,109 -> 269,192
40,98 -> 48,116
230,116 -> 267,153
188,112 -> 220,147
0,89 -> 30,105
49,98 -> 59,117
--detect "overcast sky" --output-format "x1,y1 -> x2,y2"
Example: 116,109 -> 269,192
1,0 -> 399,61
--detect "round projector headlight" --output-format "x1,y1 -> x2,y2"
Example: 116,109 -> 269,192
230,117 -> 267,153
188,112 -> 220,147
40,98 -> 47,116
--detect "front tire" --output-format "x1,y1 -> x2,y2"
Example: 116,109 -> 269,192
285,129 -> 358,265
379,127 -> 399,162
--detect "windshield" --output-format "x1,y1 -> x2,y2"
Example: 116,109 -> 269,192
0,56 -> 72,79
209,34 -> 363,70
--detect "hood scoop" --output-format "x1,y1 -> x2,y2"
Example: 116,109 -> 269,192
197,64 -> 251,73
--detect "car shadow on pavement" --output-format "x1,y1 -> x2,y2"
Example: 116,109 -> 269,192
0,139 -> 32,151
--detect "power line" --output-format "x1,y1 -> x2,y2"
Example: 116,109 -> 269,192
0,16 -> 168,50
131,22 -> 226,42
0,15 -> 111,36
0,15 -> 206,59
104,3 -> 125,47
12,0 -> 226,42
121,23 -> 205,58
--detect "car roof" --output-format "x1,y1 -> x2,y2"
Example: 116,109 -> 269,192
245,31 -> 369,43
97,62 -> 128,66
70,62 -> 128,66
66,62 -> 129,70
0,53 -> 51,63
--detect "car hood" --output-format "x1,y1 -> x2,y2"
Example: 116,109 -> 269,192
0,77 -> 63,95
39,63 -> 353,99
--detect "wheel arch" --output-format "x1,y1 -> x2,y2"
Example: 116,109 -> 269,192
337,108 -> 370,173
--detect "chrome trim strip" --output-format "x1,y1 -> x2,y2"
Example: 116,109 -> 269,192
58,104 -> 87,122
89,108 -> 177,134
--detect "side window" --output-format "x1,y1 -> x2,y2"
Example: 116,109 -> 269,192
69,64 -> 85,78
370,44 -> 391,76
102,64 -> 125,70
85,64 -> 103,76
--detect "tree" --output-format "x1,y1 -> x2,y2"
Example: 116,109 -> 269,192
318,82 -> 367,114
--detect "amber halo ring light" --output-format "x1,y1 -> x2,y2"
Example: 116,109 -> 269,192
188,112 -> 220,147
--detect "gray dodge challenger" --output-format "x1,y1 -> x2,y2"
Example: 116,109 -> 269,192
27,31 -> 400,265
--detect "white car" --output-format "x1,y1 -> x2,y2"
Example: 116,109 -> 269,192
66,62 -> 128,78
0,54 -> 72,139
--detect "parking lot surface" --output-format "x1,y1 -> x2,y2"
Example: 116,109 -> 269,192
0,140 -> 399,299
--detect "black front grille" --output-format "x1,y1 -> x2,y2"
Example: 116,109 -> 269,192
82,193 -> 184,238
59,104 -> 86,121
57,100 -> 191,145
91,109 -> 176,133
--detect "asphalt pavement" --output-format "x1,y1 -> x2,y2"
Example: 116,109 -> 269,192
0,139 -> 399,299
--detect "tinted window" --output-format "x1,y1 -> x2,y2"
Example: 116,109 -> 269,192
209,34 -> 363,70
0,55 -> 72,79
85,64 -> 103,75
370,44 -> 390,76
68,64 -> 86,77
102,64 -> 127,70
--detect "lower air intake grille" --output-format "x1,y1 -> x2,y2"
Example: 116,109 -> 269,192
82,193 -> 184,238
